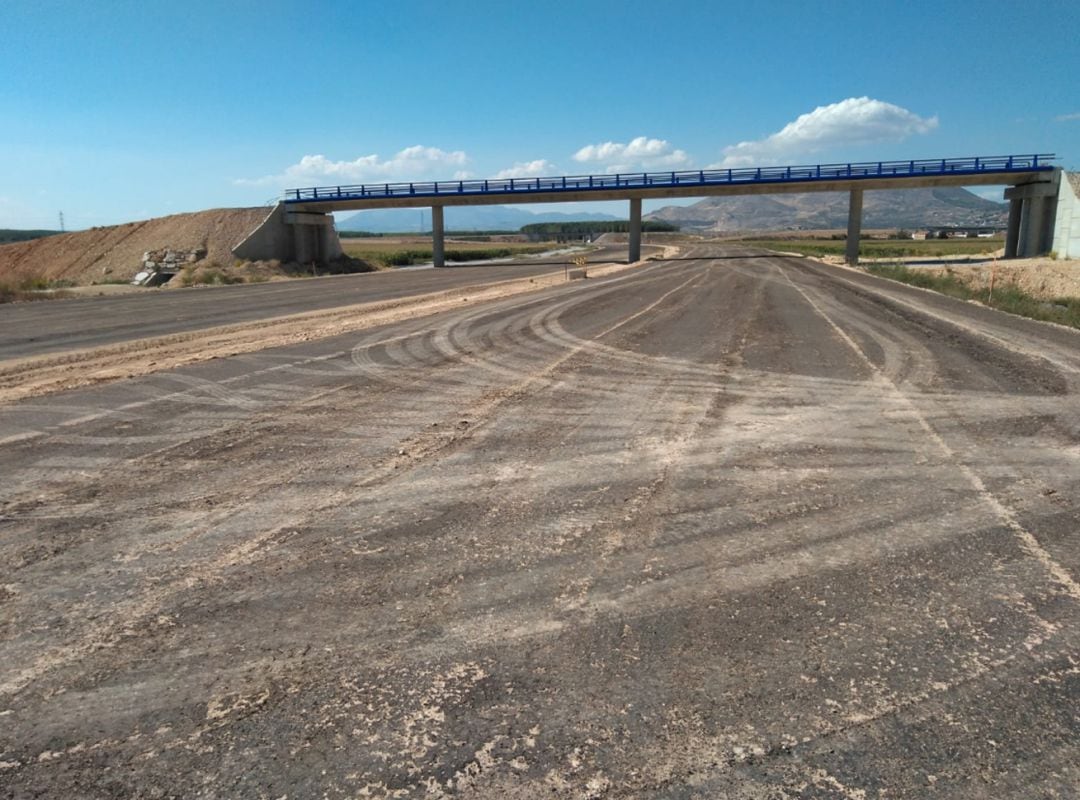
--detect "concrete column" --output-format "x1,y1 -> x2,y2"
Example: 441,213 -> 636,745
1018,197 -> 1047,257
431,206 -> 445,268
1005,198 -> 1022,258
845,189 -> 863,265
628,198 -> 642,263
1038,193 -> 1057,255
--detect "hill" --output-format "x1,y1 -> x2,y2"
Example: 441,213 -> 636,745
0,208 -> 269,286
0,229 -> 62,244
646,187 -> 1008,232
337,205 -> 620,232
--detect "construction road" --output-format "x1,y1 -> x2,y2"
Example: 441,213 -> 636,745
1,246 -> 1078,798
0,245 -> 641,361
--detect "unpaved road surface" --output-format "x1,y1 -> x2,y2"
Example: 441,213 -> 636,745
1,246 -> 1078,798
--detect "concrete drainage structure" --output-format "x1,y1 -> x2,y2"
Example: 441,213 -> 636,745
131,247 -> 206,286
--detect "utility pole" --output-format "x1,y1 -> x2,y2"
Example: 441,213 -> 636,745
58,211 -> 65,232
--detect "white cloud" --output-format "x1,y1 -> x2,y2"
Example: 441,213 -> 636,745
1056,112 -> 1080,122
236,145 -> 470,187
572,136 -> 690,173
492,159 -> 557,179
713,97 -> 939,168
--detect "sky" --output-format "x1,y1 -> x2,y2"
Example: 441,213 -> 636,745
2,0 -> 1079,229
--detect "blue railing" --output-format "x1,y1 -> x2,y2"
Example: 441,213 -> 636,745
283,154 -> 1055,204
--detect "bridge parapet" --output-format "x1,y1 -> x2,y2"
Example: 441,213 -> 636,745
283,155 -> 1056,207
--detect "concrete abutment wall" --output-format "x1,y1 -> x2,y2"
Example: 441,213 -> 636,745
1051,172 -> 1080,259
232,203 -> 344,265
1005,174 -> 1059,258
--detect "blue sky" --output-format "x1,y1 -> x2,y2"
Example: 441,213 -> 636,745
2,0 -> 1078,229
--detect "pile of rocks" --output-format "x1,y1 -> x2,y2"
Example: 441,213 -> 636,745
142,247 -> 206,271
132,247 -> 206,286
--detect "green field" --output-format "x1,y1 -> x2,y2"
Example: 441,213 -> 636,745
0,229 -> 62,244
339,238 -> 556,268
738,238 -> 1004,259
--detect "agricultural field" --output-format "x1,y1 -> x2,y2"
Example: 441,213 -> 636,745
338,235 -> 561,268
739,237 -> 1004,259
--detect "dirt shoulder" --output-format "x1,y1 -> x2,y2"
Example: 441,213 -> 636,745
0,247 -> 678,405
904,256 -> 1080,300
814,253 -> 1080,301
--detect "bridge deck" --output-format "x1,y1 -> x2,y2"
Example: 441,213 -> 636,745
283,154 -> 1056,211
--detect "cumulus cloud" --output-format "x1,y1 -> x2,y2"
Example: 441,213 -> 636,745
713,97 -> 939,168
572,136 -> 690,173
492,159 -> 558,179
237,145 -> 470,187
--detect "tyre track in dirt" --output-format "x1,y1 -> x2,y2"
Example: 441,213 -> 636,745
1,245 -> 1078,798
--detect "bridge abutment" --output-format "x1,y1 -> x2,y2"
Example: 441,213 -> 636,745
1005,172 -> 1060,257
232,203 -> 343,265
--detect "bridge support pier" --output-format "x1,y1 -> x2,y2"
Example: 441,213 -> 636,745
845,189 -> 863,265
628,198 -> 642,263
431,205 -> 445,268
1005,198 -> 1022,258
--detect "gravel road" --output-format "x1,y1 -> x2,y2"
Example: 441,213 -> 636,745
1,246 -> 1078,798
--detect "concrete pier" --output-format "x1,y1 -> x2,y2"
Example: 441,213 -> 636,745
1005,198 -> 1022,258
845,189 -> 863,265
628,198 -> 642,263
432,206 -> 445,268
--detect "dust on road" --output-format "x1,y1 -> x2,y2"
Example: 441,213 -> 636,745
0,247 -> 1078,798
0,252 -> 671,405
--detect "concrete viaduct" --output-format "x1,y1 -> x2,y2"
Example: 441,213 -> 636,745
233,155 -> 1065,267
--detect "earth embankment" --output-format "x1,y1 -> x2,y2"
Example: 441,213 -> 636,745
0,207 -> 269,286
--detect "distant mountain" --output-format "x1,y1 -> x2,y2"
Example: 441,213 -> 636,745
646,187 -> 1008,231
336,205 -> 620,233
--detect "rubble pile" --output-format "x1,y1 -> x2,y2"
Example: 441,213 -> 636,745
132,248 -> 206,286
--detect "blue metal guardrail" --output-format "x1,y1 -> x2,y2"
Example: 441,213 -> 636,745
283,154 -> 1055,203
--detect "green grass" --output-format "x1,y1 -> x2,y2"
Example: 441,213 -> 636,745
344,245 -> 551,268
867,263 -> 1080,329
740,238 -> 1003,259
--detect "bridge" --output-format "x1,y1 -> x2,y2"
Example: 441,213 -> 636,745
233,155 -> 1064,266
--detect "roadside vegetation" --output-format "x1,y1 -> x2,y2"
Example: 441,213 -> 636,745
0,277 -> 75,303
866,263 -> 1080,329
520,221 -> 679,236
740,237 -> 1004,259
338,240 -> 555,269
0,229 -> 62,244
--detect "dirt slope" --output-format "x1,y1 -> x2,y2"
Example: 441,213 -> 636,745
0,207 -> 270,286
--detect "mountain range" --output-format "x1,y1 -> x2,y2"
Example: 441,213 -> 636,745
645,187 -> 1008,231
336,187 -> 1008,234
